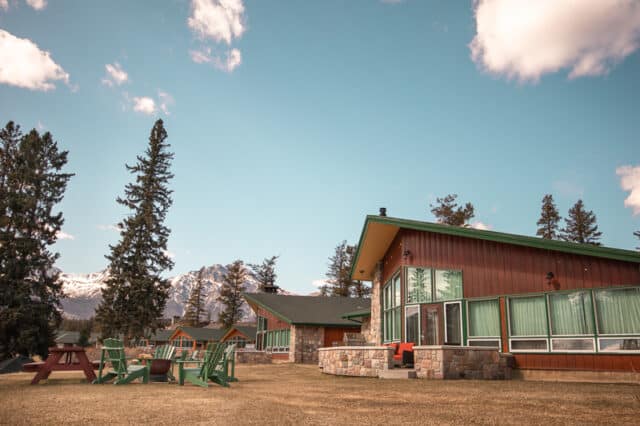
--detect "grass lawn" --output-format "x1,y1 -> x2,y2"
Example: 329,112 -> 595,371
1,364 -> 638,425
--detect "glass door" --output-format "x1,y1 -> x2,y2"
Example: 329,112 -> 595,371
444,302 -> 462,345
422,304 -> 440,345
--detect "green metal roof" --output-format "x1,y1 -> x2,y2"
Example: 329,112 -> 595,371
149,329 -> 173,341
351,215 -> 640,279
221,325 -> 257,341
341,309 -> 371,320
243,293 -> 370,327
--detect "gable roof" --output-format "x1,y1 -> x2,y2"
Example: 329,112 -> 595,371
351,215 -> 640,281
221,325 -> 257,342
169,326 -> 227,342
243,293 -> 370,327
150,329 -> 173,342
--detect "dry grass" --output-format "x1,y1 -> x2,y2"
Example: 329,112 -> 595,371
1,364 -> 639,425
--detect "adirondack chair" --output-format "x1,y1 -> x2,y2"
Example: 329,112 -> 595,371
149,344 -> 176,381
219,343 -> 238,383
178,342 -> 225,388
94,338 -> 150,385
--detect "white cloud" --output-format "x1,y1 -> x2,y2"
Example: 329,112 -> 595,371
312,279 -> 329,289
132,96 -> 156,115
162,249 -> 176,259
471,221 -> 492,231
158,90 -> 174,115
190,47 -> 213,64
0,0 -> 8,11
616,165 -> 640,216
97,224 -> 121,232
0,29 -> 70,91
102,62 -> 129,87
25,0 -> 46,10
56,230 -> 75,240
470,0 -> 640,81
214,48 -> 241,72
188,0 -> 245,45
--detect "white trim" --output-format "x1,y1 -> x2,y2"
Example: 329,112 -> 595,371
509,338 -> 549,353
467,338 -> 501,349
550,337 -> 595,353
597,337 -> 640,353
444,301 -> 463,346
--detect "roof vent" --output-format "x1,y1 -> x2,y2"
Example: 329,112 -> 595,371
379,207 -> 387,217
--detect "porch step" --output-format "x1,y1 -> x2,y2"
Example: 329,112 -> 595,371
379,369 -> 417,379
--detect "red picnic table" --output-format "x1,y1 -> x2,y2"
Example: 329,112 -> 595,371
23,346 -> 99,385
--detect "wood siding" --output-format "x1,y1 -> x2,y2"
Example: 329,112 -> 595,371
514,354 -> 640,371
323,326 -> 361,347
254,306 -> 290,331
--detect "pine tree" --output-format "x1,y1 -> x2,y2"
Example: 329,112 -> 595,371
217,260 -> 247,330
561,199 -> 602,246
95,119 -> 174,341
324,242 -> 370,297
430,194 -> 475,226
634,230 -> 640,251
536,194 -> 561,239
183,267 -> 208,326
0,122 -> 73,359
249,255 -> 279,292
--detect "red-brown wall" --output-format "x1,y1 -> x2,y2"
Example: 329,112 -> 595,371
253,306 -> 290,331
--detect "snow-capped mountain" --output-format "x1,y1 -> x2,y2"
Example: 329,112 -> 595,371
59,264 -> 262,321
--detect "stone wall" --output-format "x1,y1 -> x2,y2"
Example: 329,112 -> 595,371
289,325 -> 324,364
414,346 -> 513,380
235,350 -> 272,364
318,346 -> 394,377
365,262 -> 383,345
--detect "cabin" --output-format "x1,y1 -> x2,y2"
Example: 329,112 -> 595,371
147,329 -> 173,347
168,326 -> 226,352
243,293 -> 370,363
220,325 -> 257,348
351,213 -> 640,380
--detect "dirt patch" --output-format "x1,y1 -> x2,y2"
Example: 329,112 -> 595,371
1,364 -> 638,425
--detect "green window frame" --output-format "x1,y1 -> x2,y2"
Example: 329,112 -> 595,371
406,267 -> 432,304
466,298 -> 501,349
405,267 -> 463,304
383,274 -> 401,342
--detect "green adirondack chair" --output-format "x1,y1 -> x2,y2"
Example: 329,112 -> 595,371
217,343 -> 237,383
149,344 -> 176,381
178,343 -> 225,388
94,338 -> 150,385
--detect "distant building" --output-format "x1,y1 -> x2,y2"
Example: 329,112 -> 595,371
243,293 -> 370,363
168,326 -> 226,352
220,325 -> 257,348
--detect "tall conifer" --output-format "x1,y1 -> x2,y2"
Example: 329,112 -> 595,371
430,194 -> 475,226
249,255 -> 279,293
561,199 -> 602,245
536,194 -> 561,239
0,122 -> 73,358
96,119 -> 174,340
217,260 -> 246,330
183,267 -> 207,326
324,241 -> 370,297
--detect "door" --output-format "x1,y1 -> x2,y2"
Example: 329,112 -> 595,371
421,304 -> 441,345
444,302 -> 462,346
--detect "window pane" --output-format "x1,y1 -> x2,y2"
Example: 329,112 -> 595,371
599,338 -> 640,352
394,276 -> 401,307
511,339 -> 547,351
551,338 -> 594,351
548,291 -> 594,335
406,267 -> 432,304
435,270 -> 463,301
509,296 -> 547,336
595,288 -> 640,335
405,306 -> 420,344
468,299 -> 500,337
394,308 -> 401,340
468,339 -> 500,349
445,303 -> 461,345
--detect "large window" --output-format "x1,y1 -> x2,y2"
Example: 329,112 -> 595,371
548,291 -> 595,352
595,287 -> 640,352
264,329 -> 290,353
467,298 -> 500,348
508,295 -> 548,352
405,267 -> 462,304
405,305 -> 420,344
383,274 -> 401,342
256,316 -> 268,350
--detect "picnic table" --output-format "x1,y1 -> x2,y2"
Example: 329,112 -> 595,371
23,346 -> 99,385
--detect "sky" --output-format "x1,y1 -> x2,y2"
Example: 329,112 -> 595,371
1,0 -> 639,294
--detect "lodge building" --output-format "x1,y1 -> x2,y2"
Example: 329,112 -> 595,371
351,214 -> 640,374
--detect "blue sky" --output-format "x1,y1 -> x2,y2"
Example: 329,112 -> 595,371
1,0 -> 639,293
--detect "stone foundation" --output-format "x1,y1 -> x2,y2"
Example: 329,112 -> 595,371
318,346 -> 394,377
290,325 -> 324,364
235,350 -> 272,364
414,346 -> 513,380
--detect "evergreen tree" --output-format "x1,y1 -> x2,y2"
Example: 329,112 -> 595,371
561,199 -> 602,245
430,194 -> 475,226
324,241 -> 370,297
218,260 -> 246,330
249,255 -> 279,292
95,119 -> 174,340
634,230 -> 640,251
0,122 -> 73,359
536,194 -> 561,239
183,267 -> 208,326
